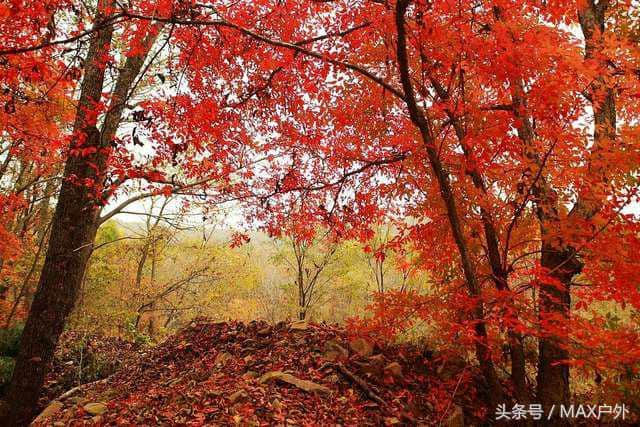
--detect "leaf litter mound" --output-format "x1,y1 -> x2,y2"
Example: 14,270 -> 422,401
35,319 -> 465,426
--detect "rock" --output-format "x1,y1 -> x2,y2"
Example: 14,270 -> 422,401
275,321 -> 287,329
229,389 -> 248,403
271,398 -> 283,411
258,371 -> 330,394
257,326 -> 271,336
325,373 -> 340,384
214,351 -> 232,366
323,349 -> 341,361
355,360 -> 383,376
206,389 -> 223,398
368,354 -> 385,366
324,340 -> 349,361
446,405 -> 464,427
33,400 -> 63,423
290,320 -> 308,331
384,362 -> 403,378
242,370 -> 259,380
70,396 -> 87,405
83,402 -> 107,416
349,337 -> 374,357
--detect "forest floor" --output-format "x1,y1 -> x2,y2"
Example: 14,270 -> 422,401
31,319 -> 478,426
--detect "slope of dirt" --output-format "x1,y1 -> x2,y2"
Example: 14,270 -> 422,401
33,320 -> 469,426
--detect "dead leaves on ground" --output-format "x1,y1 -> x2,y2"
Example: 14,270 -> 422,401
36,319 -> 453,426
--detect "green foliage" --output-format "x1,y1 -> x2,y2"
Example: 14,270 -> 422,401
125,321 -> 153,346
96,221 -> 122,245
0,324 -> 24,358
617,371 -> 640,415
68,338 -> 118,383
604,311 -> 622,330
0,356 -> 15,395
71,223 -> 431,337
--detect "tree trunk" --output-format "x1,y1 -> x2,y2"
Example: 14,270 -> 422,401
0,144 -> 13,181
4,220 -> 52,328
536,1 -> 615,417
1,4 -> 161,423
536,245 -> 576,416
298,277 -> 306,320
0,4 -> 115,423
1,130 -> 104,422
395,0 -> 504,407
513,92 -> 572,418
430,70 -> 531,406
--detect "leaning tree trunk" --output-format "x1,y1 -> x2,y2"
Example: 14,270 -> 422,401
431,70 -> 531,405
395,0 -> 505,408
0,4 -> 115,424
1,4 -> 161,423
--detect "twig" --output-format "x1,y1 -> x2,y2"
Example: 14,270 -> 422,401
437,368 -> 465,426
56,377 -> 111,401
332,362 -> 386,407
31,376 -> 112,423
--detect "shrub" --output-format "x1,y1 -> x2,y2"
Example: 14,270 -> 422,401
0,324 -> 24,357
0,356 -> 15,395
